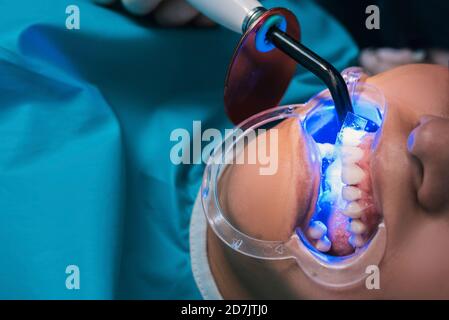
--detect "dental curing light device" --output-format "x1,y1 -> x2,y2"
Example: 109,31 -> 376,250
187,0 -> 353,125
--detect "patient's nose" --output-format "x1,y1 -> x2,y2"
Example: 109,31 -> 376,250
407,115 -> 449,211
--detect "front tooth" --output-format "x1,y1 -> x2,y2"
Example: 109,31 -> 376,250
342,164 -> 365,185
340,146 -> 364,164
315,236 -> 331,252
318,143 -> 335,159
342,186 -> 363,201
349,219 -> 366,234
307,221 -> 327,240
349,234 -> 366,248
342,201 -> 366,219
341,128 -> 366,147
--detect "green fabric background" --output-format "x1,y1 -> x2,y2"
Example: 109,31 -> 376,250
0,0 -> 357,298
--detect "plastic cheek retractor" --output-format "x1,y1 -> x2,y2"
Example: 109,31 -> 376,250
201,69 -> 388,288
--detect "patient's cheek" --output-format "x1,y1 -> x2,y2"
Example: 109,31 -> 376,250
218,119 -> 319,241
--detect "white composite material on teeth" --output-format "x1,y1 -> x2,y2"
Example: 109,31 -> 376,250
342,164 -> 365,185
342,185 -> 363,201
343,201 -> 367,219
318,143 -> 335,159
340,128 -> 366,147
93,0 -> 115,4
307,221 -> 327,240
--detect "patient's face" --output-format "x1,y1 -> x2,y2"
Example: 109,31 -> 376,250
218,64 -> 449,299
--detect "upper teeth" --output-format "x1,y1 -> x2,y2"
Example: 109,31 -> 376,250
306,221 -> 332,253
341,146 -> 364,164
342,185 -> 363,201
343,201 -> 367,219
314,126 -> 375,254
342,164 -> 365,185
338,127 -> 373,241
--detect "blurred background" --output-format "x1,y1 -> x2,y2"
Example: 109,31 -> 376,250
317,0 -> 449,73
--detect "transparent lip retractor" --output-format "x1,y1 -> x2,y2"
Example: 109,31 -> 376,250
201,69 -> 388,288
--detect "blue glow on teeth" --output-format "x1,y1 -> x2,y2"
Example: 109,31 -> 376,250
305,112 -> 378,254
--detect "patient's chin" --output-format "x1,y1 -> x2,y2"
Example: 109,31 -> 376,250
218,118 -> 319,242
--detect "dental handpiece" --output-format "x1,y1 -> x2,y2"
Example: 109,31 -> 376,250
187,0 -> 354,124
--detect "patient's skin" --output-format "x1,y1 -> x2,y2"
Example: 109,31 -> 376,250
207,64 -> 449,299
